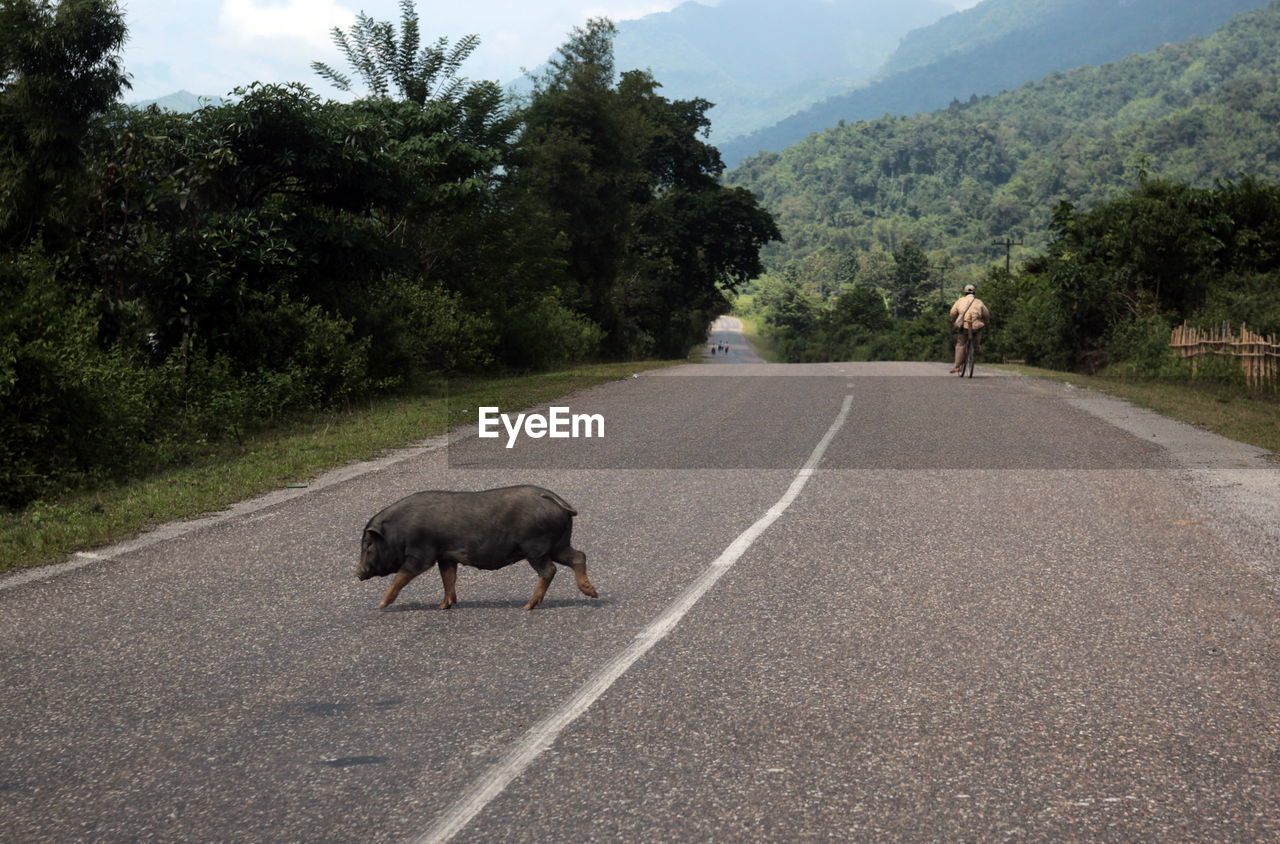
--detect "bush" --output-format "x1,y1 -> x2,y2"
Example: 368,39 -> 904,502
980,269 -> 1074,369
496,294 -> 604,369
1103,314 -> 1190,377
886,306 -> 952,362
359,276 -> 495,383
0,249 -> 157,506
1190,270 -> 1280,338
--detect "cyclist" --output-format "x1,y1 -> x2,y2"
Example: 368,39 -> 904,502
949,283 -> 990,374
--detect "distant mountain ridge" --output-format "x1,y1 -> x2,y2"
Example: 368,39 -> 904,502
128,90 -> 225,112
878,0 -> 1072,77
720,0 -> 1272,167
514,0 -> 955,144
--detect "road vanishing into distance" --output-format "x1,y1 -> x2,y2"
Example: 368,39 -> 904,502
4,320 -> 1280,841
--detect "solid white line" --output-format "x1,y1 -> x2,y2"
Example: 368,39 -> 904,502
413,394 -> 854,844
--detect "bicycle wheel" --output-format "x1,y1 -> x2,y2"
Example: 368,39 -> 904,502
964,335 -> 976,378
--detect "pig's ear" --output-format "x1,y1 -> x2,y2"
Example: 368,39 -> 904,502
364,525 -> 384,541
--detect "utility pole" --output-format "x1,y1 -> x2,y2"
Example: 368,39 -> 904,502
934,257 -> 953,305
993,237 -> 1024,273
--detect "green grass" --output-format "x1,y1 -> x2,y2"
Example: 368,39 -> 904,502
994,364 -> 1280,455
0,361 -> 680,575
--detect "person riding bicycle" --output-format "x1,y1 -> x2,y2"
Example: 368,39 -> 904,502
949,283 -> 990,374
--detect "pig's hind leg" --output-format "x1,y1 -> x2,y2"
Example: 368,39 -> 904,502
438,561 -> 458,609
553,546 -> 597,599
524,557 -> 556,610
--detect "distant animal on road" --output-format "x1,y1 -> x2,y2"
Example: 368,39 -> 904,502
357,485 -> 597,610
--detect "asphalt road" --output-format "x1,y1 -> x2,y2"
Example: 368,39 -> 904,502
701,315 -> 762,363
3,326 -> 1280,842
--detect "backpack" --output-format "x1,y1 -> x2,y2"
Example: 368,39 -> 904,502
955,296 -> 985,331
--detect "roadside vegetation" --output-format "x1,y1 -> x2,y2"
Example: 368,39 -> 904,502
740,176 -> 1280,375
1,2 -> 778,517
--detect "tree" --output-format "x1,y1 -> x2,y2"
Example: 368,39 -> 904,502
516,19 -> 779,357
312,0 -> 478,106
0,0 -> 128,251
890,240 -> 931,319
515,19 -> 632,339
1,0 -> 129,507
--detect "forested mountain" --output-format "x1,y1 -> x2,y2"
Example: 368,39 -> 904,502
727,0 -> 1280,281
719,0 -> 1270,167
514,0 -> 953,144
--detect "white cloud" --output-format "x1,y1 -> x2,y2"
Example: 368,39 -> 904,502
219,0 -> 356,48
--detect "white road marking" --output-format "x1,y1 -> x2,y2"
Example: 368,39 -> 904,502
0,552 -> 109,590
414,395 -> 855,844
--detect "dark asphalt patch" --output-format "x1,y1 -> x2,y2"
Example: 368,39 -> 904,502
319,756 -> 387,769
301,702 -> 354,716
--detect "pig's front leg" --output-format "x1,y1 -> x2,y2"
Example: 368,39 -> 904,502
379,569 -> 419,608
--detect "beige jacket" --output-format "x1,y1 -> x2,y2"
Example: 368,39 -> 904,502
950,295 -> 990,331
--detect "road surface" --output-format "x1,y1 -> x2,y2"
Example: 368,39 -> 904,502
702,315 -> 763,363
3,319 -> 1279,841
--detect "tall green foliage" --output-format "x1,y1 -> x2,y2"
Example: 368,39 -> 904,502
1,0 -> 130,507
518,19 -> 779,358
983,178 -> 1280,371
0,0 -> 127,250
0,3 -> 779,509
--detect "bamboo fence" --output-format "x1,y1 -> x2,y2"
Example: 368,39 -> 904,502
1170,322 -> 1280,388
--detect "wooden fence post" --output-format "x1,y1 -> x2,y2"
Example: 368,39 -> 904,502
1169,321 -> 1278,390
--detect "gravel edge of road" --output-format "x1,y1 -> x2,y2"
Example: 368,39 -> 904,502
1035,377 -> 1280,591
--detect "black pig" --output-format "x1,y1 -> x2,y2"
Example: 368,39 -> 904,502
357,485 -> 597,610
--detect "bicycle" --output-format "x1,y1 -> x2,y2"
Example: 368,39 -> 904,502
959,329 -> 977,378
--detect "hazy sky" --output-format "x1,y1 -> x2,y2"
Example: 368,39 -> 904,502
119,0 -> 979,102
